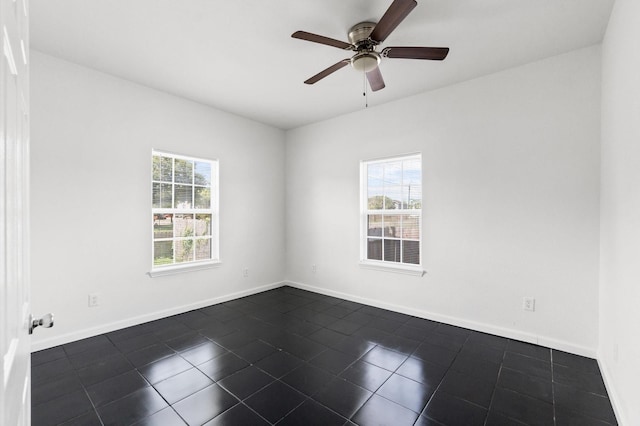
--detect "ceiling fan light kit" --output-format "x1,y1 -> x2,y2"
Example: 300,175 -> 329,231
292,0 -> 449,92
351,52 -> 381,73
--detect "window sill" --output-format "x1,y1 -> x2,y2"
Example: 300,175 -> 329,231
148,261 -> 222,278
359,261 -> 426,276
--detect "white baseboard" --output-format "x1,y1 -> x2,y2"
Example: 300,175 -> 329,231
31,281 -> 284,352
285,280 -> 597,358
597,352 -> 626,426
33,279 -> 597,360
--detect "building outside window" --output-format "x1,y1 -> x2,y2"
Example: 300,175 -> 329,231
151,150 -> 219,272
360,154 -> 422,272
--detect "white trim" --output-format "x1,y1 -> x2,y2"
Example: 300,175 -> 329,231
151,149 -> 218,165
30,278 -> 600,359
360,153 -> 423,269
3,338 -> 18,386
151,150 -> 219,271
22,376 -> 28,405
597,354 -> 625,426
31,281 -> 285,352
285,280 -> 597,358
20,39 -> 26,65
3,26 -> 18,75
147,260 -> 222,277
359,260 -> 425,276
362,152 -> 422,165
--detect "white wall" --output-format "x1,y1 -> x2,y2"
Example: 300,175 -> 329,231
599,0 -> 640,424
30,45 -> 604,359
30,52 -> 286,350
286,46 -> 601,356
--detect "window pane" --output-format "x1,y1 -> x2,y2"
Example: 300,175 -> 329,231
367,215 -> 382,237
152,156 -> 161,181
403,158 -> 421,209
384,161 -> 402,185
368,163 -> 383,184
162,184 -> 173,208
384,239 -> 401,262
153,183 -> 173,208
402,215 -> 420,239
175,185 -> 193,209
195,187 -> 211,209
195,238 -> 211,261
152,182 -> 161,208
368,194 -> 386,210
404,184 -> 422,209
159,156 -> 172,182
403,240 -> 420,264
153,241 -> 173,266
384,186 -> 401,209
367,238 -> 382,261
403,158 -> 421,184
195,162 -> 211,186
174,214 -> 194,238
175,159 -> 193,184
367,163 -> 384,210
153,214 -> 173,239
175,238 -> 195,263
383,215 -> 400,238
195,214 -> 211,236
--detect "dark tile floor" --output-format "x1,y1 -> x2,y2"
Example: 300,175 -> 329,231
31,286 -> 618,426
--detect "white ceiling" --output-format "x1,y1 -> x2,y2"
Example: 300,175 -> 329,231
30,0 -> 614,130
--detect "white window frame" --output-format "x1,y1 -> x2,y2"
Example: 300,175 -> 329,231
149,150 -> 220,277
360,153 -> 425,276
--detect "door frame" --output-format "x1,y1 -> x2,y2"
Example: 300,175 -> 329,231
1,0 -> 31,424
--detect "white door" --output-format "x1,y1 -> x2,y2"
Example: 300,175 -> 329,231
1,0 -> 31,424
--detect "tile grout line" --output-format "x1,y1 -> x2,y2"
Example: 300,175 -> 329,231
415,331 -> 469,424
482,346 -> 506,426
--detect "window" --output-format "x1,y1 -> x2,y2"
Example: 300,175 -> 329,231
360,154 -> 422,273
151,150 -> 219,273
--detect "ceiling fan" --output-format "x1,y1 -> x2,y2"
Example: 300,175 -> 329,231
292,0 -> 449,92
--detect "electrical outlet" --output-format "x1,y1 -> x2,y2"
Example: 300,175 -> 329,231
311,264 -> 317,273
243,268 -> 249,278
523,297 -> 535,312
88,293 -> 100,307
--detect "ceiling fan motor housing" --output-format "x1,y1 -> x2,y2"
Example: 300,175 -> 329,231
348,22 -> 380,72
348,22 -> 377,46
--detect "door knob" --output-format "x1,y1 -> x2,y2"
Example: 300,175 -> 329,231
29,313 -> 54,335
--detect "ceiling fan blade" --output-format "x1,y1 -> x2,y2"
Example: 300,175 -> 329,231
370,0 -> 417,43
366,66 -> 385,91
382,46 -> 449,60
304,60 -> 350,85
292,31 -> 353,50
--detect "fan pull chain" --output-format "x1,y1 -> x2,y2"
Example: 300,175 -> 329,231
363,69 -> 369,108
